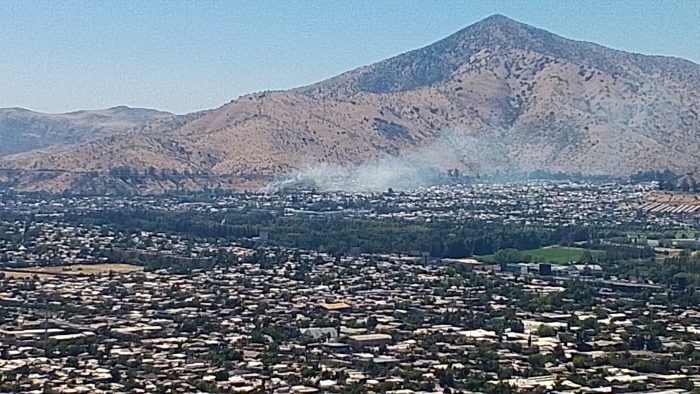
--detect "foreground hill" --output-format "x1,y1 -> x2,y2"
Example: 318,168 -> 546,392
0,106 -> 176,157
1,15 -> 699,193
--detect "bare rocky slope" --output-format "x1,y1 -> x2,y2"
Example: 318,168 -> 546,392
2,15 -> 699,193
0,106 -> 176,157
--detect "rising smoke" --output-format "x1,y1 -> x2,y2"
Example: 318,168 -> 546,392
262,130 -> 513,193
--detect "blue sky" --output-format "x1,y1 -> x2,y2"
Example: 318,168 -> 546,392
2,1 -> 698,114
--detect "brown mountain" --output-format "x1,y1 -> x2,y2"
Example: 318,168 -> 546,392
0,106 -> 176,157
2,15 -> 699,193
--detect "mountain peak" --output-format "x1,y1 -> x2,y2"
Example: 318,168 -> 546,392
108,105 -> 133,111
300,14 -> 699,97
442,14 -> 543,50
2,16 -> 700,194
297,15 -> 553,96
474,13 -> 520,26
461,14 -> 535,36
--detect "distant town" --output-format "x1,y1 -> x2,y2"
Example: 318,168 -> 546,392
1,180 -> 699,393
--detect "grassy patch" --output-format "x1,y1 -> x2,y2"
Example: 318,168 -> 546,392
476,246 -> 601,265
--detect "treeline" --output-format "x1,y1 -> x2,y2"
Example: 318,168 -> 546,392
608,254 -> 700,287
263,217 -> 613,257
66,208 -> 624,258
587,244 -> 656,262
107,166 -> 196,179
630,170 -> 699,191
65,209 -> 266,240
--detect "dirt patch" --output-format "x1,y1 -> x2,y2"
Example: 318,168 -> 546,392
1,263 -> 142,279
645,192 -> 700,205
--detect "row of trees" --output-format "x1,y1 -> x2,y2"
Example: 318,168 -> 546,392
631,169 -> 699,191
69,207 -> 624,258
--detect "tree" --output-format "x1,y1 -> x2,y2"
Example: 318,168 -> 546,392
537,324 -> 556,337
493,249 -> 527,263
365,316 -> 378,330
552,344 -> 566,362
215,369 -> 228,381
572,356 -> 591,369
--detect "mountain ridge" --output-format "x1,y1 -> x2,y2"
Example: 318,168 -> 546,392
1,15 -> 699,193
299,14 -> 699,98
0,106 -> 178,157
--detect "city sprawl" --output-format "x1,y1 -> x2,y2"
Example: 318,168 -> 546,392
1,181 -> 699,393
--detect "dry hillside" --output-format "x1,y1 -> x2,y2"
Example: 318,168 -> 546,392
2,15 -> 699,193
0,106 -> 181,157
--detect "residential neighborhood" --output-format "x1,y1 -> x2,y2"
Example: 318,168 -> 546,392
1,181 -> 699,393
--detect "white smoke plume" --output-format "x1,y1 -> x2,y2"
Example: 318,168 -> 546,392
262,129 -> 513,193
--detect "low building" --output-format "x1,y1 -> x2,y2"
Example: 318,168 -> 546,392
347,334 -> 392,348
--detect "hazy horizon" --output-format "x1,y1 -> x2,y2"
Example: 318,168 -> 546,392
2,0 -> 699,115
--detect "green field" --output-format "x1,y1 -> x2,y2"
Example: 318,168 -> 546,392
475,246 -> 601,265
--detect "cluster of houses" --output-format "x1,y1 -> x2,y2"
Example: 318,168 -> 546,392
1,247 -> 699,393
2,181 -> 699,234
268,181 -> 698,228
1,182 -> 699,392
